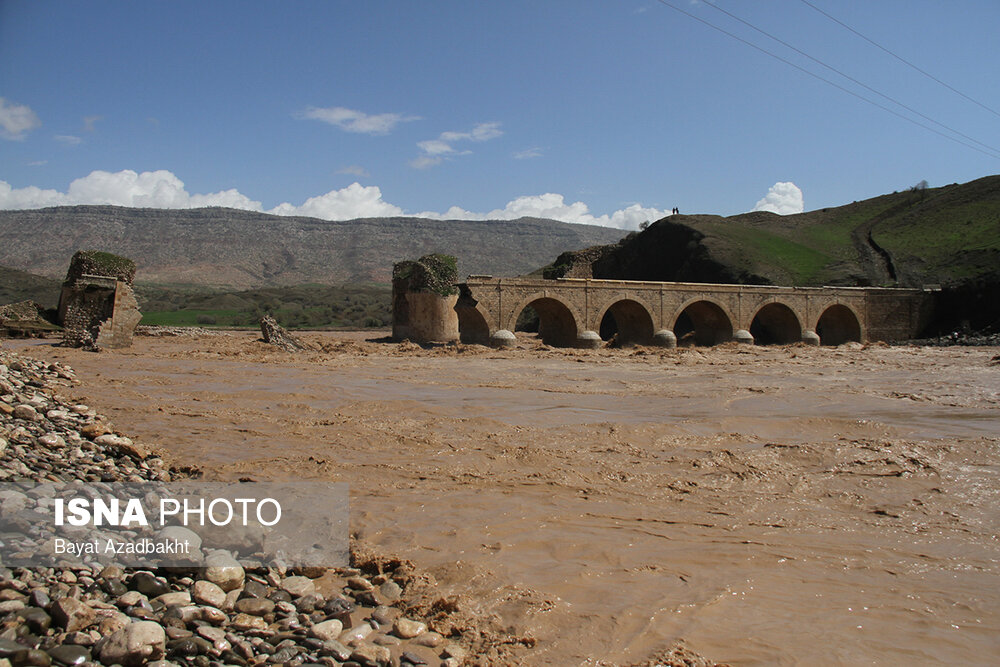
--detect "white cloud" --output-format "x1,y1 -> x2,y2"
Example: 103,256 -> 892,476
416,139 -> 457,156
336,165 -> 370,178
0,170 -> 402,221
513,147 -> 543,159
0,182 -> 66,209
0,170 -> 262,211
418,193 -> 667,230
301,106 -> 418,135
269,183 -> 404,219
83,115 -> 102,132
409,155 -> 444,170
0,168 -> 665,229
753,181 -> 804,215
54,134 -> 82,145
440,122 -> 503,143
412,122 -> 502,168
0,97 -> 41,140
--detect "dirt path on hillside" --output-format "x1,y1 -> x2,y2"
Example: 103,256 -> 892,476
9,333 -> 1000,665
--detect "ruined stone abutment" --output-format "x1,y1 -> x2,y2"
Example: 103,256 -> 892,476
455,286 -> 491,345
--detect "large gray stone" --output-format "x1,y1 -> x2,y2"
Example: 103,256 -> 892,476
490,329 -> 516,349
51,598 -> 96,633
202,551 -> 244,592
97,621 -> 165,666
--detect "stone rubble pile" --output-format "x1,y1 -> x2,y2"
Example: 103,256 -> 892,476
0,347 -> 472,667
135,328 -> 230,339
258,318 -> 306,353
910,330 -> 1000,347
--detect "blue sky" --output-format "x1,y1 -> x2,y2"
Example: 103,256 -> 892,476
1,0 -> 998,229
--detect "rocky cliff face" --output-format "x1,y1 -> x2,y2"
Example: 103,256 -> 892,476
544,217 -> 771,285
0,206 -> 626,288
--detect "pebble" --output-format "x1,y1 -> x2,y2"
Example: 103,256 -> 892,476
378,579 -> 402,600
233,597 -> 275,617
97,620 -> 166,666
50,599 -> 95,633
370,605 -> 395,626
413,631 -> 444,648
13,404 -> 39,421
45,645 -> 90,666
131,573 -> 170,598
392,618 -> 427,639
279,575 -> 316,598
400,650 -> 428,665
152,591 -> 191,608
339,623 -> 373,645
229,613 -> 268,631
349,642 -> 391,667
190,580 -> 226,608
203,552 -> 245,592
308,619 -> 343,641
346,575 -> 374,592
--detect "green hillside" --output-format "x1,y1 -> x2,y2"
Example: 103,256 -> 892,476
547,175 -> 1000,292
0,266 -> 61,308
690,176 -> 1000,288
135,283 -> 391,329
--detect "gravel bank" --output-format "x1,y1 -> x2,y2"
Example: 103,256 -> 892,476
0,347 -> 515,667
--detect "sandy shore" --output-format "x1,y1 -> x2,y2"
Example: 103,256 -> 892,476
8,331 -> 1000,665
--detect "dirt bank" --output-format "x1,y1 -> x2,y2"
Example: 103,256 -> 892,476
8,332 -> 999,665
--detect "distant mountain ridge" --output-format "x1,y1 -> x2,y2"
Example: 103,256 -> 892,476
0,206 -> 626,288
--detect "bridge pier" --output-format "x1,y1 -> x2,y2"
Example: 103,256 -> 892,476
801,330 -> 821,346
490,329 -> 517,348
577,330 -> 602,349
652,330 -> 677,348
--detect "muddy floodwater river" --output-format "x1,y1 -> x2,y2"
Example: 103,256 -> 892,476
10,333 -> 1000,665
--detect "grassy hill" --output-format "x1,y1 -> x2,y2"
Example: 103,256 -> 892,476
135,283 -> 391,329
0,266 -> 61,309
549,175 -> 1000,290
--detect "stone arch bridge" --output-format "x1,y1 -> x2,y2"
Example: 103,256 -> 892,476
439,277 -> 932,348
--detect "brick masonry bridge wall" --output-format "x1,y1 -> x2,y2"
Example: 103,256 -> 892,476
393,277 -> 933,348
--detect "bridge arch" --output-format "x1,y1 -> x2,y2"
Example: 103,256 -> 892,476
596,297 -> 656,346
508,293 -> 581,348
816,303 -> 863,345
671,298 -> 735,347
749,301 -> 803,345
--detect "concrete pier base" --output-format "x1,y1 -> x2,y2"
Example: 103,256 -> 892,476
576,330 -> 602,349
490,329 -> 517,348
652,329 -> 677,348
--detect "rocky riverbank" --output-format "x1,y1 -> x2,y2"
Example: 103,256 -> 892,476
0,347 -> 517,667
